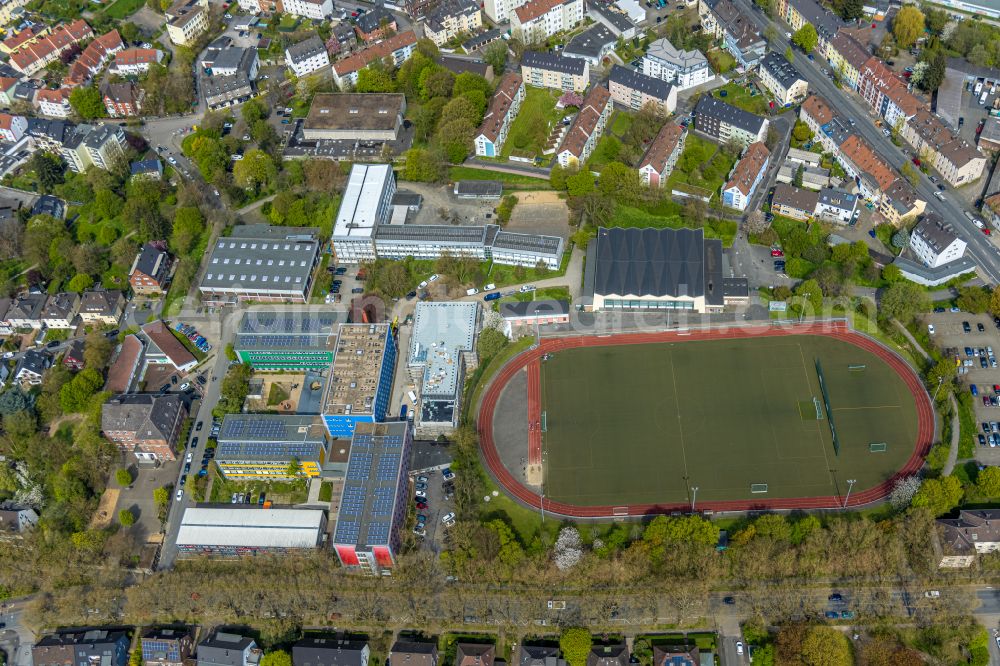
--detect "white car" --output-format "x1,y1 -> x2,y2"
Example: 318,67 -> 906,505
934,191 -> 945,201
186,452 -> 193,463
2,352 -> 13,359
928,324 -> 935,335
442,468 -> 455,481
167,156 -> 177,165
415,489 -> 427,499
180,382 -> 190,390
176,488 -> 184,501
484,283 -> 496,290
442,512 -> 456,523
519,284 -> 537,293
418,280 -> 428,289
735,642 -> 744,656
925,590 -> 941,598
428,274 -> 440,282
466,288 -> 480,296
213,189 -> 220,196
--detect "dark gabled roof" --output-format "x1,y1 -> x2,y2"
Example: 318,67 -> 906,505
133,242 -> 169,277
695,95 -> 766,134
591,227 -> 708,298
294,638 -> 369,666
518,645 -> 563,666
356,6 -> 395,33
609,64 -> 673,101
499,299 -> 569,319
389,641 -> 437,666
586,643 -> 628,666
197,632 -> 257,666
564,23 -> 616,59
15,349 -> 50,376
521,50 -> 586,76
760,51 -> 804,89
286,35 -> 326,62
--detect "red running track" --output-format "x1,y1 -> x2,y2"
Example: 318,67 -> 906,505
527,359 -> 542,466
478,321 -> 935,518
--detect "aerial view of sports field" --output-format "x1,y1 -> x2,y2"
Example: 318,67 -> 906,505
479,323 -> 934,515
538,335 -> 918,506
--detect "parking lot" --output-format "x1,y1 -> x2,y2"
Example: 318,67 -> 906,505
410,464 -> 457,556
925,310 -> 1000,462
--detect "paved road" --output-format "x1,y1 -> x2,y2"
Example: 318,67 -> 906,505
729,0 -> 1000,284
0,597 -> 36,666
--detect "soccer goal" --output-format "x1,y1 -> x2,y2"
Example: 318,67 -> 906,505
751,483 -> 769,494
813,397 -> 824,420
848,365 -> 867,371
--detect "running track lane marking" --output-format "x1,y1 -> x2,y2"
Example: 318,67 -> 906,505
527,358 -> 542,466
477,322 -> 935,518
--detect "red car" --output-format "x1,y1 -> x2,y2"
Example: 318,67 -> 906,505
984,228 -> 992,236
415,501 -> 428,510
912,157 -> 921,166
770,249 -> 784,257
992,384 -> 1000,392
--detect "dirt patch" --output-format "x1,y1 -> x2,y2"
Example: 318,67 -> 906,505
89,488 -> 119,530
247,374 -> 306,413
506,192 -> 571,239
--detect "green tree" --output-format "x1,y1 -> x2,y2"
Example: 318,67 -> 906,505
957,286 -> 991,313
926,357 -> 956,391
794,278 -> 823,314
286,458 -> 302,477
477,328 -> 508,360
356,66 -> 396,93
792,24 -> 819,53
420,68 -> 455,100
792,120 -> 811,143
550,163 -> 568,190
170,206 -> 204,255
978,467 -> 1000,497
597,162 -> 641,203
129,641 -> 143,666
402,148 -> 443,182
241,98 -> 267,125
567,171 -> 596,196
27,153 -> 66,192
900,161 -> 920,187
260,652 -> 292,666
483,40 -> 508,73
215,363 -> 253,417
882,263 -> 902,283
115,468 -> 132,487
879,281 -> 931,323
66,273 -> 95,292
801,627 -> 852,666
785,45 -> 795,63
642,515 -> 719,548
911,475 -> 964,516
59,368 -> 105,413
153,486 -> 170,507
918,50 -> 947,92
560,629 -> 593,666
84,331 -> 114,370
69,86 -> 106,119
233,150 -> 277,193
838,0 -> 864,20
118,508 -> 136,527
893,5 -> 925,48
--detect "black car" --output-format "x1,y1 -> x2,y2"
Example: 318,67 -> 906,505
979,323 -> 986,332
829,593 -> 843,601
964,321 -> 972,333
332,280 -> 343,285
244,494 -> 252,504
46,340 -> 60,348
723,596 -> 736,605
196,421 -> 203,431
105,329 -> 119,338
407,291 -> 417,300
937,184 -> 946,191
197,375 -> 208,385
184,463 -> 191,473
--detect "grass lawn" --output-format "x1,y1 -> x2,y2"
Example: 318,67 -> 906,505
485,251 -> 571,288
266,382 -> 290,406
539,335 -> 919,505
498,285 -> 571,305
105,0 -> 143,18
666,133 -> 737,197
707,49 -> 737,74
610,111 -> 633,135
318,481 -> 333,502
501,86 -> 567,159
209,475 -> 309,504
447,166 -> 551,187
713,82 -> 770,116
610,204 -> 738,246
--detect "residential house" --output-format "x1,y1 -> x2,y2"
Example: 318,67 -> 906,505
0,112 -> 27,142
900,108 -> 986,186
520,50 -> 589,93
79,289 -> 125,326
0,76 -> 18,106
285,36 -> 330,78
131,159 -> 164,180
639,122 -> 686,186
64,29 -> 123,86
722,141 -> 770,210
837,133 -> 895,200
102,393 -> 187,461
0,503 -> 39,536
771,183 -> 818,220
112,47 -> 164,75
389,642 -> 438,666
106,333 -> 145,393
879,178 -> 925,227
475,72 -> 525,157
815,187 -> 858,223
197,633 -> 261,666
33,630 -> 129,666
102,82 -> 144,117
141,628 -> 195,666
985,193 -> 1000,230
355,7 -> 396,42
511,0 -> 584,43
0,297 -> 12,335
165,0 -> 210,46
2,24 -> 49,54
40,292 -> 80,329
141,320 -> 198,373
35,88 -> 72,118
641,37 -> 714,91
423,0 -> 483,47
563,23 -> 616,67
910,213 -> 966,268
652,647 -> 698,666
827,31 -> 869,90
293,638 -> 369,666
129,243 -> 171,294
14,350 -> 51,385
455,644 -> 494,666
557,84 -> 612,168
61,124 -> 128,173
283,0 -> 334,19
936,509 -> 1000,568
518,645 -> 565,666
332,31 -> 417,88
608,64 -> 677,114
204,73 -> 253,110
9,19 -> 93,75
858,57 -> 919,128
694,95 -> 768,146
0,0 -> 31,30
587,642 -> 628,666
698,0 -> 765,69
461,28 -> 504,53
588,4 -> 636,39
6,293 -> 46,329
62,338 -> 85,370
776,0 -> 845,60
438,54 -> 494,81
326,23 -> 358,57
207,45 -> 259,79
758,51 -> 807,105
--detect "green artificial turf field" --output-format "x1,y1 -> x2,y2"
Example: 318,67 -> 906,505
539,335 -> 920,505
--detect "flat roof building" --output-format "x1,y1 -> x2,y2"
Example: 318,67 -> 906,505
332,421 -> 412,575
176,507 -> 327,557
563,23 -> 616,66
408,302 -> 479,436
233,310 -> 346,369
372,223 -> 565,269
200,225 -> 320,305
322,324 -> 397,438
216,414 -> 332,479
332,164 -> 397,263
303,93 -> 406,142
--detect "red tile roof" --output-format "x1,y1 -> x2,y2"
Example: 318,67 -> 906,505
724,141 -> 770,196
35,88 -> 71,106
800,94 -> 834,125
477,72 -> 523,142
333,30 -> 417,77
10,20 -> 92,73
65,29 -> 123,86
3,25 -> 47,53
861,56 -> 921,117
113,47 -> 162,70
141,320 -> 196,370
559,85 -> 611,159
639,122 -> 684,174
514,0 -> 563,23
840,134 -> 895,192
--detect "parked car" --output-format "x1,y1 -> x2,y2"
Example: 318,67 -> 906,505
964,321 -> 972,333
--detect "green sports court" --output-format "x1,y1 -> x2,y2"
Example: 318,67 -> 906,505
538,335 -> 921,506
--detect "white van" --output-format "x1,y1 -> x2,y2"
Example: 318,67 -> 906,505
484,283 -> 496,290
466,287 -> 480,296
407,390 -> 418,403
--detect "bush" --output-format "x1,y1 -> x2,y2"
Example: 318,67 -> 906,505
115,468 -> 132,487
118,508 -> 135,527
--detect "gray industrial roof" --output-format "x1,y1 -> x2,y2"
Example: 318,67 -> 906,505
177,507 -> 325,548
409,302 -> 479,399
589,227 -> 710,298
375,224 -> 488,244
589,4 -> 634,34
202,226 -> 319,292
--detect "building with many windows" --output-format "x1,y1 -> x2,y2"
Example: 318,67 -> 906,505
101,393 -> 187,462
771,183 -> 819,220
511,0 -> 584,43
215,415 -> 332,479
285,36 -> 330,78
557,85 -> 612,168
200,225 -> 321,305
303,94 -> 406,142
165,0 -> 209,46
520,50 -> 589,93
407,302 -> 479,436
721,141 -> 769,211
910,214 -> 967,269
757,51 -> 807,105
283,0 -> 333,19
694,95 -> 768,146
698,0 -> 765,69
332,421 -> 412,575
638,122 -> 686,187
608,64 -> 677,114
332,31 -> 417,87
563,23 -> 616,67
423,0 -> 482,47
233,310 -> 346,369
332,164 -> 397,263
34,630 -> 129,666
373,224 -> 565,268
60,123 -> 127,173
176,507 -> 328,557
321,324 -> 397,438
475,73 -> 525,157
641,38 -> 714,91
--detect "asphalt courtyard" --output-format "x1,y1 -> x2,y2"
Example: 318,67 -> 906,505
479,323 -> 935,516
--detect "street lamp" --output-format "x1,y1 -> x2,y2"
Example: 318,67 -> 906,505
932,376 -> 944,402
843,479 -> 857,509
691,486 -> 699,514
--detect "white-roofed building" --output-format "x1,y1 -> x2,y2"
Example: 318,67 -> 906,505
407,302 -> 479,436
332,164 -> 396,263
176,507 -> 327,556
